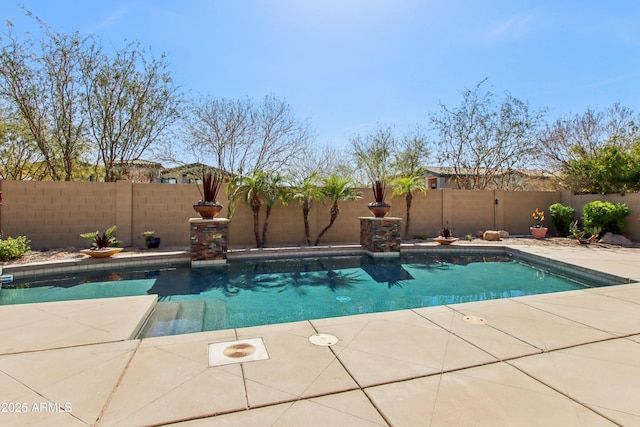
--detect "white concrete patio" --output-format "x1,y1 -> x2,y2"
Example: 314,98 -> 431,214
0,244 -> 639,426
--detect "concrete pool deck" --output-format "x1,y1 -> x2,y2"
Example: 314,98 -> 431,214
0,244 -> 639,426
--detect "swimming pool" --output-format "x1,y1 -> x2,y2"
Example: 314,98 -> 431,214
1,251 -> 625,337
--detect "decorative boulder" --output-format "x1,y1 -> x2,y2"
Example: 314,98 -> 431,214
599,232 -> 633,247
476,230 -> 484,238
498,230 -> 509,239
483,230 -> 501,241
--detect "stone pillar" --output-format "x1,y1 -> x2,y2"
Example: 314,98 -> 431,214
190,218 -> 229,267
359,217 -> 402,257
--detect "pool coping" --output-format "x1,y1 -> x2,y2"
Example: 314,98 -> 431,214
4,242 -> 634,287
2,250 -> 192,279
506,246 -> 635,286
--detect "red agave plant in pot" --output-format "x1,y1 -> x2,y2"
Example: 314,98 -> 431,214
193,171 -> 224,219
368,179 -> 391,218
530,208 -> 548,239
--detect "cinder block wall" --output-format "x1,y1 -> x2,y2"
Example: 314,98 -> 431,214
131,182 -> 209,248
500,191 -> 563,236
449,190 -> 495,236
0,181 -> 117,250
1,180 -> 638,250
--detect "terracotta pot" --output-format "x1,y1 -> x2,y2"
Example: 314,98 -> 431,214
368,202 -> 391,218
434,237 -> 459,245
193,202 -> 223,219
80,248 -> 123,258
530,226 -> 548,239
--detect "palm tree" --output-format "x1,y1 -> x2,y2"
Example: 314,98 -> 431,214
392,176 -> 427,239
314,175 -> 361,246
292,173 -> 323,245
228,171 -> 269,248
261,171 -> 288,247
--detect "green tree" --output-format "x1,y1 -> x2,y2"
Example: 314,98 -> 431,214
1,13 -> 180,181
260,171 -> 288,247
292,173 -> 323,245
348,124 -> 431,186
538,103 -> 640,185
229,170 -> 289,248
390,127 -> 431,177
314,175 -> 361,246
82,42 -> 181,182
0,107 -> 45,179
228,170 -> 269,248
349,122 -> 396,184
563,142 -> 640,194
0,19 -> 90,180
392,176 -> 427,239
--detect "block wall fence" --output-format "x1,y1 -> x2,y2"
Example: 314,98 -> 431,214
0,180 -> 638,250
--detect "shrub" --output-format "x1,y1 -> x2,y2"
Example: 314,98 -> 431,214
0,236 -> 31,261
582,201 -> 630,235
549,203 -> 575,237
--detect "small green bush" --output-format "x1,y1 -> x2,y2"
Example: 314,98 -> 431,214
0,236 -> 31,261
412,234 -> 430,240
582,201 -> 630,235
549,203 -> 575,237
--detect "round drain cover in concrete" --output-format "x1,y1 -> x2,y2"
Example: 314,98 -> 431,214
223,343 -> 257,358
462,315 -> 488,325
309,333 -> 338,346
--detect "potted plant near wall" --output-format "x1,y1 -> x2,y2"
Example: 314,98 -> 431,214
142,230 -> 161,249
193,171 -> 224,219
530,208 -> 548,239
80,225 -> 123,258
368,179 -> 391,218
434,222 -> 459,244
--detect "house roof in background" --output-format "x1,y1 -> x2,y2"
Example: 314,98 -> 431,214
423,166 -> 557,178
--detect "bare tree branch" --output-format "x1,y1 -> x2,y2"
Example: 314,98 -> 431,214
430,80 -> 545,190
181,94 -> 311,175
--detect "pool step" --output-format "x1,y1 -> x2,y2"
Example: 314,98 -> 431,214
173,300 -> 206,334
139,300 -> 206,338
205,299 -> 228,330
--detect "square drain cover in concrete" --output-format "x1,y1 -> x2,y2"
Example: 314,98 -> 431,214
208,338 -> 269,367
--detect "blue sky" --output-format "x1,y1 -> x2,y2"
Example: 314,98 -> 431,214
5,1 -> 640,151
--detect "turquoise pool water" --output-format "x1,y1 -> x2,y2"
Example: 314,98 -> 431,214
1,252 -> 619,336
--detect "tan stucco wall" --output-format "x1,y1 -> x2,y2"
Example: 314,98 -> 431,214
1,180 -> 638,250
